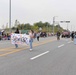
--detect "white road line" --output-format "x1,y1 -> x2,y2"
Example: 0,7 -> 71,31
68,41 -> 73,43
30,51 -> 49,60
58,44 -> 64,48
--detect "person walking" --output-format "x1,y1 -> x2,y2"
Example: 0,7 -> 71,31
29,30 -> 34,51
71,31 -> 74,41
15,28 -> 19,48
57,31 -> 61,40
36,32 -> 40,41
74,32 -> 76,45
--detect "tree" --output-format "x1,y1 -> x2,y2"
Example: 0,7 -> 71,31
34,21 -> 43,28
12,20 -> 64,33
32,25 -> 39,31
17,24 -> 24,30
12,27 -> 16,30
24,23 -> 31,30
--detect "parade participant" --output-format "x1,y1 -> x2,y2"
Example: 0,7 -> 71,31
71,31 -> 74,41
29,30 -> 34,51
74,32 -> 76,45
36,31 -> 40,41
57,31 -> 61,40
15,28 -> 20,48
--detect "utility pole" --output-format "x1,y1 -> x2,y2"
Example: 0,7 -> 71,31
66,21 -> 70,31
9,0 -> 11,33
47,23 -> 49,32
53,17 -> 55,34
60,21 -> 70,31
71,25 -> 72,32
53,16 -> 57,34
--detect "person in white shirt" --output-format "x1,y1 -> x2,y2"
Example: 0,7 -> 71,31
36,32 -> 40,41
29,30 -> 34,51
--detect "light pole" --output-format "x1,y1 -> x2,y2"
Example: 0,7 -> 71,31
53,17 -> 55,34
66,21 -> 70,31
9,0 -> 11,33
71,25 -> 72,32
60,21 -> 70,31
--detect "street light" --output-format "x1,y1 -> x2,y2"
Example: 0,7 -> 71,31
66,21 -> 70,31
60,21 -> 70,31
9,0 -> 11,33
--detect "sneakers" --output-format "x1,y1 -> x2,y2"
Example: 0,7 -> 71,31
30,49 -> 32,51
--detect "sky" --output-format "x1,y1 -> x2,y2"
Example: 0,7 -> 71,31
0,0 -> 76,31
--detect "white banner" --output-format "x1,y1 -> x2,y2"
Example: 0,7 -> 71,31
11,33 -> 30,45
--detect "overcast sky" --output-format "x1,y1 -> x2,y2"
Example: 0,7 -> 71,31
0,0 -> 76,31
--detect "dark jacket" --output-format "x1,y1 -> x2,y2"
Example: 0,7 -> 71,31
15,30 -> 19,34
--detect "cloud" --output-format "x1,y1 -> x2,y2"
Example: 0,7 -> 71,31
0,0 -> 76,30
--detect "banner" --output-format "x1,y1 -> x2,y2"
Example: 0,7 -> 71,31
11,33 -> 30,45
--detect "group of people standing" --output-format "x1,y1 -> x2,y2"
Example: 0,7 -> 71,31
71,31 -> 76,44
57,31 -> 61,40
56,31 -> 76,45
57,31 -> 76,45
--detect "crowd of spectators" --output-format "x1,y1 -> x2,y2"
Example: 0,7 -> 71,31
0,30 -> 55,41
0,31 -> 11,41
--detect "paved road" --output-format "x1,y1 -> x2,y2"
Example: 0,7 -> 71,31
0,37 -> 76,75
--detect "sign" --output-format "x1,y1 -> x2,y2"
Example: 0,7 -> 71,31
11,33 -> 30,45
60,21 -> 70,23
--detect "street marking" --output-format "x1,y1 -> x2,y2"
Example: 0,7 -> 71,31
0,39 -> 56,51
0,39 -> 56,56
30,51 -> 49,60
0,47 -> 29,56
58,44 -> 64,48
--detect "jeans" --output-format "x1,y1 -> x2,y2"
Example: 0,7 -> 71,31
29,39 -> 33,49
15,44 -> 18,48
37,36 -> 39,41
74,38 -> 76,45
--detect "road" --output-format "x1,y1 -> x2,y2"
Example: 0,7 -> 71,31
0,37 -> 76,75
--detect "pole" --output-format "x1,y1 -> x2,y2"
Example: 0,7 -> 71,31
53,16 -> 58,34
47,23 -> 49,32
53,17 -> 55,34
67,23 -> 68,31
71,25 -> 72,32
58,23 -> 59,31
9,0 -> 11,33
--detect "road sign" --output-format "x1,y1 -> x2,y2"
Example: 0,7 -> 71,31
60,21 -> 70,23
